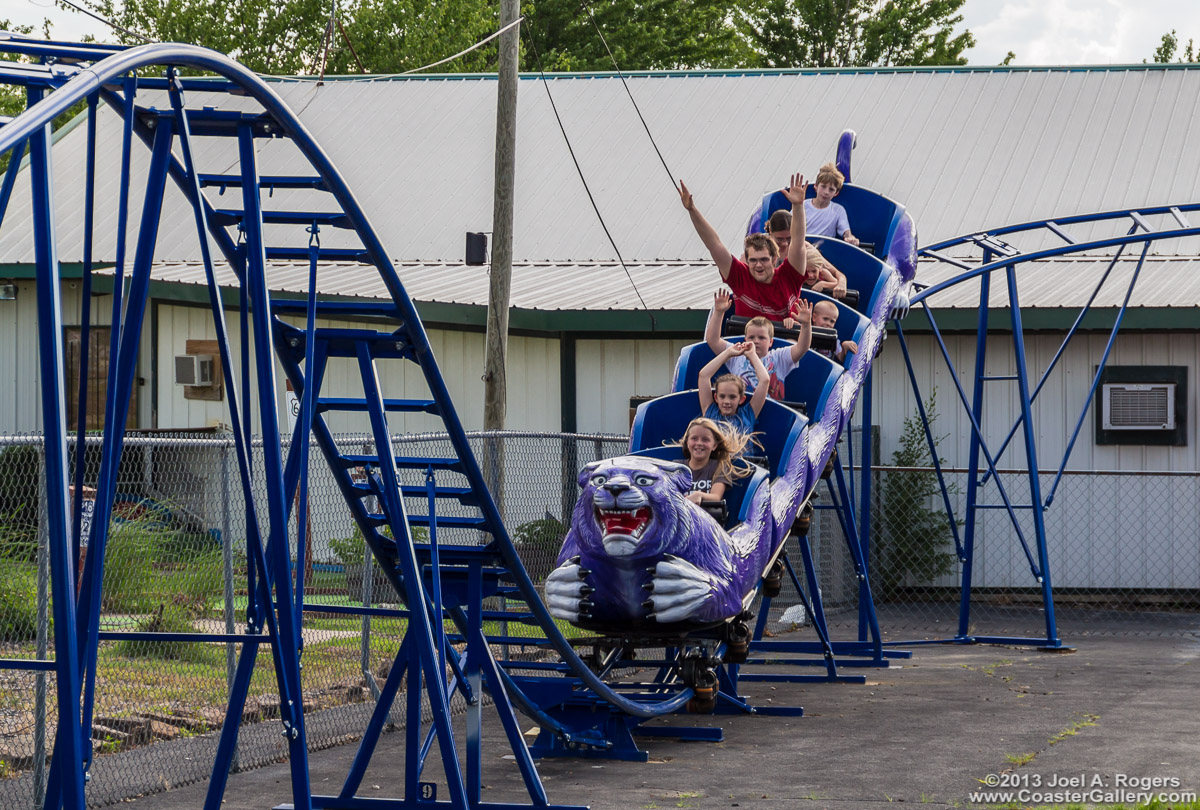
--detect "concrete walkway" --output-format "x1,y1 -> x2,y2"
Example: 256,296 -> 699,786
126,621 -> 1200,810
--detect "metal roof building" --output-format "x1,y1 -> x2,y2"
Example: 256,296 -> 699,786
2,63 -> 1200,446
1,64 -> 1199,324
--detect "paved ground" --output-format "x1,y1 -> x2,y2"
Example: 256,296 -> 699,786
127,617 -> 1200,810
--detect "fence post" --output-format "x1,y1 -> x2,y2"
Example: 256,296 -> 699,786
34,452 -> 48,808
220,438 -> 239,772
361,441 -> 378,700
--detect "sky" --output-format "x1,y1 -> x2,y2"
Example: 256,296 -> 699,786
0,0 -> 1197,67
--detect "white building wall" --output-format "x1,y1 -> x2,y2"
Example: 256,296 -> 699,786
154,302 -> 561,434
868,330 -> 1200,590
0,279 -> 150,434
868,330 -> 1200,470
574,338 -> 694,435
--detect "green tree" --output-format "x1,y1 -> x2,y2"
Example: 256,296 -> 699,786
525,0 -> 757,71
89,0 -> 501,75
1147,30 -> 1197,64
875,390 -> 959,599
740,0 -> 975,68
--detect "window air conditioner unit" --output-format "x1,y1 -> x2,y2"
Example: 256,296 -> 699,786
1102,383 -> 1175,430
175,354 -> 215,387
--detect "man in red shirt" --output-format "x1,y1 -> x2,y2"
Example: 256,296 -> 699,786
679,173 -> 808,320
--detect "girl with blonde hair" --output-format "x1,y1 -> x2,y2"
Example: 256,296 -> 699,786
674,417 -> 751,505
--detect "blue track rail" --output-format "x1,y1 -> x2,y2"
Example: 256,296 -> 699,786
0,31 -> 954,809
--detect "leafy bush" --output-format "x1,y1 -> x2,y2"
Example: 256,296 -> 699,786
102,509 -> 223,616
513,516 -> 567,581
112,603 -> 220,665
876,391 -> 960,598
0,445 -> 40,560
165,548 -> 224,618
101,521 -> 158,614
0,508 -> 36,565
0,559 -> 38,641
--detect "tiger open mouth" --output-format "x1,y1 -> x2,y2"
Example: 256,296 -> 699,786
595,506 -> 651,540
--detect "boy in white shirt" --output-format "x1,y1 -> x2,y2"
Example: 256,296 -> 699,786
705,290 -> 811,401
805,162 -> 860,247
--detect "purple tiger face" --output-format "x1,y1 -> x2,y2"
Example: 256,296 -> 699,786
576,457 -> 692,560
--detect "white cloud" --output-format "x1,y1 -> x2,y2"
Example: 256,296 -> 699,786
0,0 -> 123,42
963,0 -> 1200,65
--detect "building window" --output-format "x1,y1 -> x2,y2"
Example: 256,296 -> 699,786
65,326 -> 138,431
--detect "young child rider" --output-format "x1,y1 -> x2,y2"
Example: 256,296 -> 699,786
805,162 -> 860,246
698,342 -> 770,437
706,290 -> 811,401
674,417 -> 750,505
808,299 -> 858,365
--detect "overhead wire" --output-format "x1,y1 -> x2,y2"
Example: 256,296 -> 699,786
580,0 -> 678,193
46,0 -> 155,43
523,19 -> 656,330
262,16 -> 525,83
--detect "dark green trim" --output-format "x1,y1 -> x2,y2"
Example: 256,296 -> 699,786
889,306 -> 1200,333
560,333 -> 576,434
269,63 -> 1200,84
15,269 -> 1200,335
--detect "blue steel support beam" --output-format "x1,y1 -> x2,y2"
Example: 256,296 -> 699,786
978,234 -> 1136,486
28,82 -> 87,810
237,123 -> 314,810
913,226 -> 1200,306
918,297 -> 1038,571
1045,243 -> 1151,507
70,94 -> 97,568
0,135 -> 26,229
920,201 -> 1200,254
957,267 -> 990,640
1004,265 -> 1061,646
53,119 -> 174,807
829,456 -> 884,662
353,340 -> 469,808
857,370 -> 873,643
894,322 -> 963,560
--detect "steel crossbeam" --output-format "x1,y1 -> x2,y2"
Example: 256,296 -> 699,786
903,208 -> 1200,647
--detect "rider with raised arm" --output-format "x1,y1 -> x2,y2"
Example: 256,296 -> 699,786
680,173 -> 809,321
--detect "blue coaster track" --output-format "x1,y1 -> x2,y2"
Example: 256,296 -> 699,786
5,36 -> 920,810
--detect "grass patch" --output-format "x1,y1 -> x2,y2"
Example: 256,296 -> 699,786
112,604 -> 223,665
1048,713 -> 1100,746
1004,751 -> 1036,767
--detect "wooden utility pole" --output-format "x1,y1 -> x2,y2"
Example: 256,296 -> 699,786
483,0 -> 519,521
483,0 -> 520,432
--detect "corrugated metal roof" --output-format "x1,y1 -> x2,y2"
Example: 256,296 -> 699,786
138,260 -> 720,311
914,254 -> 1200,309
3,66 -> 1200,309
138,255 -> 1200,311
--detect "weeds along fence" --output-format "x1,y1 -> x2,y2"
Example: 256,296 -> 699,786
0,431 -> 627,810
0,432 -> 1197,807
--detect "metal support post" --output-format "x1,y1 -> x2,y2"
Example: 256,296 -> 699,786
958,265 -> 991,638
1005,266 -> 1061,646
28,82 -> 87,810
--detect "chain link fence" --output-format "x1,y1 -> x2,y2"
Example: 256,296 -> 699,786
0,432 -> 1196,807
856,464 -> 1200,639
0,431 -> 626,809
